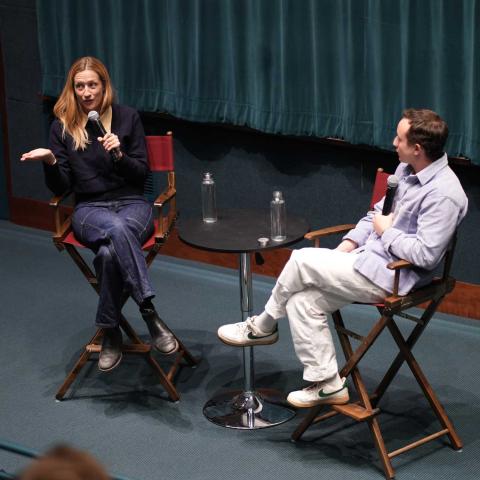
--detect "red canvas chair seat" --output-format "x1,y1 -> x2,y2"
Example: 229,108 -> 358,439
62,221 -> 158,250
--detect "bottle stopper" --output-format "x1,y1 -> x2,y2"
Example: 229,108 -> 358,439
257,237 -> 269,247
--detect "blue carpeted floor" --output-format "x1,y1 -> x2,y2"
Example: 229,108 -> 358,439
0,220 -> 479,479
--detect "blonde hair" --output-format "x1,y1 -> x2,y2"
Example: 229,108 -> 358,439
53,56 -> 115,150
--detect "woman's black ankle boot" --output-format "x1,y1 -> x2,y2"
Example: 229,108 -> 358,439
140,305 -> 178,355
98,326 -> 123,371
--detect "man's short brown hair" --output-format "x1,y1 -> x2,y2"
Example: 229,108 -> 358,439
402,108 -> 449,161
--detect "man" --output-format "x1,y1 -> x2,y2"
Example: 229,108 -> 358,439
218,109 -> 468,408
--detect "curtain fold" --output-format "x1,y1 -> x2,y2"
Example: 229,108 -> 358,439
36,0 -> 480,163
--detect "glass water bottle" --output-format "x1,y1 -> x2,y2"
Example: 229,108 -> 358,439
270,190 -> 286,241
202,172 -> 217,223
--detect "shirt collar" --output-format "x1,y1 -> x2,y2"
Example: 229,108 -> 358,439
400,153 -> 449,186
82,106 -> 113,133
415,153 -> 449,185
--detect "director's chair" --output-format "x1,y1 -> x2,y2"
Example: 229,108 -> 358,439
291,169 -> 463,478
50,133 -> 197,403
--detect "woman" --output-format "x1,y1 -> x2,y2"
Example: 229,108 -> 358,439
21,56 -> 178,371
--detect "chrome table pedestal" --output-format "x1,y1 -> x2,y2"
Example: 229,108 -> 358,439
203,253 -> 295,429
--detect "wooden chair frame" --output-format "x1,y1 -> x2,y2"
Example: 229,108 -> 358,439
49,134 -> 197,402
291,170 -> 463,478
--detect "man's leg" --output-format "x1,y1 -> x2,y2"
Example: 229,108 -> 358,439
219,248 -> 385,345
283,254 -> 387,407
218,248 -> 332,345
282,288 -> 352,407
286,288 -> 345,383
217,248 -> 387,405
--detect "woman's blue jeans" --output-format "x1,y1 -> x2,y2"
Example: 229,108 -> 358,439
72,196 -> 155,328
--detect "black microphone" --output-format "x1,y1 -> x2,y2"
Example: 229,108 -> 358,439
87,110 -> 121,162
382,175 -> 399,215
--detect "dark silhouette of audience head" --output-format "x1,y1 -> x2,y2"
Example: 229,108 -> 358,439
18,445 -> 111,480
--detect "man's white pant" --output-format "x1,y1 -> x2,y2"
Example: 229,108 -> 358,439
264,248 -> 387,382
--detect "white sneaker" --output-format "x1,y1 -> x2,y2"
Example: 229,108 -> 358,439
287,378 -> 349,408
217,316 -> 279,347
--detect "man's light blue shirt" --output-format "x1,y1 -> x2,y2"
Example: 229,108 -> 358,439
344,154 -> 468,295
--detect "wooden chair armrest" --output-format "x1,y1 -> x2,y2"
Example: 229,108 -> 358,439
52,218 -> 72,244
153,186 -> 177,239
387,259 -> 412,270
49,190 -> 73,208
386,258 -> 413,296
49,191 -> 74,239
305,224 -> 356,247
154,186 -> 176,207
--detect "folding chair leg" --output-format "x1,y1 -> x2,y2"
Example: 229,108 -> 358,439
337,313 -> 397,479
145,355 -> 180,402
373,299 -> 440,405
175,338 -> 198,367
55,350 -> 93,401
387,318 -> 463,450
335,311 -> 389,379
368,418 -> 395,479
291,405 -> 323,441
55,329 -> 103,400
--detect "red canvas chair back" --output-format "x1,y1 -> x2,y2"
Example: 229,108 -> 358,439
146,134 -> 174,171
370,168 -> 390,209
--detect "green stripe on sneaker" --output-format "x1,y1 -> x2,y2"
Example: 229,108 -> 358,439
247,326 -> 278,340
318,380 -> 347,398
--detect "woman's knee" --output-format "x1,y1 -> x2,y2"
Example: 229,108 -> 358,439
105,218 -> 132,243
97,244 -> 114,259
93,245 -> 116,274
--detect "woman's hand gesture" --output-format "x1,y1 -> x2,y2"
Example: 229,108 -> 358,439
21,148 -> 56,165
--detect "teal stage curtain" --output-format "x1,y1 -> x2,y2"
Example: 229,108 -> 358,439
36,0 -> 480,163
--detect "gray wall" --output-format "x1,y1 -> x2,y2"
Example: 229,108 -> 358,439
1,0 -> 479,284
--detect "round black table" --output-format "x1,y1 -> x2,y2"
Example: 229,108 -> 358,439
178,208 -> 309,429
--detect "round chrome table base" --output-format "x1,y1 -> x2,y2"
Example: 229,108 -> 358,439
203,389 -> 296,429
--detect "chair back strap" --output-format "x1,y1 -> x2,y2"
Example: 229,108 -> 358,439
146,134 -> 174,171
370,168 -> 390,210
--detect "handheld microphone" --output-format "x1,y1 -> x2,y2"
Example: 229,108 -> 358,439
382,175 -> 399,215
87,110 -> 121,161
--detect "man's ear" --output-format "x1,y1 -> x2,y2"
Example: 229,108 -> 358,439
414,143 -> 423,155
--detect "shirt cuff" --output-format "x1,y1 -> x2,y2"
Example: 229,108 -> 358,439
44,158 -> 58,168
342,230 -> 363,246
